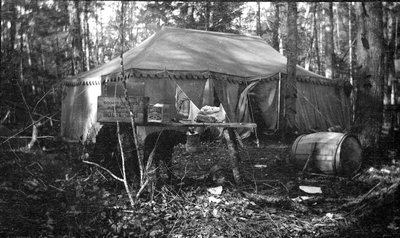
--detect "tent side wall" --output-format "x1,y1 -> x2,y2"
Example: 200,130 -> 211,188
61,80 -> 102,142
245,75 -> 352,134
295,80 -> 351,132
60,72 -> 351,143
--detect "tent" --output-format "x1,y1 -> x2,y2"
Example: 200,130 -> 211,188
61,27 -> 351,142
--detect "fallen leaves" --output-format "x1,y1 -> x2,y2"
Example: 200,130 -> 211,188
1,140 -> 399,237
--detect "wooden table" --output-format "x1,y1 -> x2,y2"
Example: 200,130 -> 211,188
117,121 -> 257,185
97,95 -> 257,188
137,121 -> 257,128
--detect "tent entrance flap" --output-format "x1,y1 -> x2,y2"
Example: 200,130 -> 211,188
173,78 -> 207,108
235,79 -> 279,137
249,79 -> 280,134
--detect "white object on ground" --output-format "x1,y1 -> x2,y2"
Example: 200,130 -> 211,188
207,186 -> 223,195
299,185 -> 322,194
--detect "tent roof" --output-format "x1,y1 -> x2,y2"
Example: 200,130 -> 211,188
66,27 -> 333,85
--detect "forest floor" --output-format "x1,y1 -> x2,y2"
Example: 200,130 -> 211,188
0,135 -> 399,237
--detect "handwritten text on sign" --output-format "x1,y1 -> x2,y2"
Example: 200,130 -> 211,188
97,96 -> 149,123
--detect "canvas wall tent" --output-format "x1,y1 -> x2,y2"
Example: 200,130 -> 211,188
61,27 -> 351,142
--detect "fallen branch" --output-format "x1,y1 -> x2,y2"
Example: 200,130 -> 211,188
304,172 -> 341,178
294,196 -> 354,205
82,159 -> 124,182
243,191 -> 310,213
243,191 -> 290,204
0,136 -> 54,139
339,181 -> 383,210
0,112 -> 57,146
339,180 -> 400,215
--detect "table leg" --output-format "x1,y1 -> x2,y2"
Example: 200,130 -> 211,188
135,126 -> 156,201
223,128 -> 241,184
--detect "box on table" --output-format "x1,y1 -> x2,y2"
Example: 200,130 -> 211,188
147,103 -> 177,123
97,96 -> 149,123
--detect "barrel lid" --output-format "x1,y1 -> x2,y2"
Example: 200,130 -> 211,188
337,134 -> 362,176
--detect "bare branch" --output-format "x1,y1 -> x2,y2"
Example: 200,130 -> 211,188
0,110 -> 10,124
135,179 -> 149,200
117,120 -> 136,207
27,121 -> 42,149
82,159 -> 124,182
0,113 -> 56,146
16,81 -> 35,123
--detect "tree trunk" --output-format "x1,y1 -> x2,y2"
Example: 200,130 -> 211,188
9,1 -> 17,57
382,2 -> 396,90
82,8 -> 87,71
40,45 -> 46,71
205,1 -> 210,31
19,5 -> 24,83
94,6 -> 100,66
128,2 -> 134,48
349,2 -> 355,123
354,2 -> 384,148
55,36 -> 60,79
319,14 -> 324,74
1,19 -> 6,55
334,3 -> 341,55
84,1 -> 90,71
305,3 -> 316,71
324,2 -> 334,79
186,3 -> 195,27
72,0 -> 82,75
120,1 -> 126,59
314,3 -> 321,75
256,1 -> 261,36
68,2 -> 75,74
282,2 -> 298,140
271,3 -> 280,51
25,33 -> 32,67
99,13 -> 104,65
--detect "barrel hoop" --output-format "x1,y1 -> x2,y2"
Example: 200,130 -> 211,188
332,133 -> 349,175
291,134 -> 306,162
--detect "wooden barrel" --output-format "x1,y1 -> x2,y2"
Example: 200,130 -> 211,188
290,132 -> 362,176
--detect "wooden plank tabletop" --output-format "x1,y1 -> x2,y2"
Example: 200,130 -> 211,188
151,121 -> 257,128
101,121 -> 257,128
